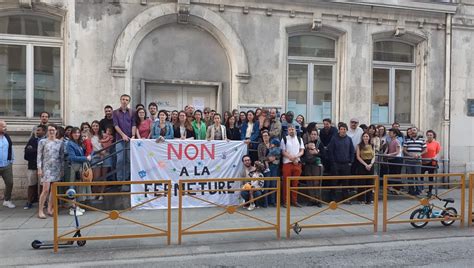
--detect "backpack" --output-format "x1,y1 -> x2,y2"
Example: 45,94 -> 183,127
282,135 -> 302,147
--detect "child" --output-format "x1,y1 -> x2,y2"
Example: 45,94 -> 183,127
100,126 -> 114,149
81,129 -> 93,156
267,138 -> 281,167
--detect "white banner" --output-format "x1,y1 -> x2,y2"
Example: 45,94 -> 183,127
130,140 -> 247,209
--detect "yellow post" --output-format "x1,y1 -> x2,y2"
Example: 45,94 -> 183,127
276,178 -> 281,240
52,183 -> 58,253
178,182 -> 183,245
373,176 -> 379,233
461,174 -> 465,227
382,175 -> 388,232
469,174 -> 473,227
286,177 -> 291,239
167,181 -> 172,245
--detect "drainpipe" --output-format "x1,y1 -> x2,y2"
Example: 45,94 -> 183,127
443,13 -> 452,174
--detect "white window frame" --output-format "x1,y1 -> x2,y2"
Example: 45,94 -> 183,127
0,15 -> 63,119
286,34 -> 337,122
372,40 -> 416,125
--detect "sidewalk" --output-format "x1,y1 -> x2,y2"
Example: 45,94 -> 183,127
0,189 -> 472,266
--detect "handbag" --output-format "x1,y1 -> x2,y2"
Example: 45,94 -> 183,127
81,162 -> 93,182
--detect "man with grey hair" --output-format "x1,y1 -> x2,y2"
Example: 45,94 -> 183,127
0,120 -> 15,208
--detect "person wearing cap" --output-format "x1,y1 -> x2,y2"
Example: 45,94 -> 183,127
281,111 -> 302,138
347,118 -> 364,151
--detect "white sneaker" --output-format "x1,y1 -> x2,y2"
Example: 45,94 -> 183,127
3,200 -> 16,209
77,207 -> 85,213
247,202 -> 255,211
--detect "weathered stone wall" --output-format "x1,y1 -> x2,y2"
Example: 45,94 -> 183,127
1,0 -> 471,200
450,0 -> 474,172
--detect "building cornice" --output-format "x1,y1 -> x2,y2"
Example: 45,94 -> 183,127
331,0 -> 458,14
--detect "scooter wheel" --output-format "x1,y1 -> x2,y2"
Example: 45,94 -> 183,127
31,240 -> 42,249
77,240 -> 86,247
293,223 -> 302,234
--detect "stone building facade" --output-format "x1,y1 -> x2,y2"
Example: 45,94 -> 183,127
0,0 -> 473,198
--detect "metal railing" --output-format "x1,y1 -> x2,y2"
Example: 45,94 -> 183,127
286,175 -> 379,238
382,173 -> 465,231
469,173 -> 474,227
89,139 -> 129,181
177,177 -> 280,244
52,180 -> 172,252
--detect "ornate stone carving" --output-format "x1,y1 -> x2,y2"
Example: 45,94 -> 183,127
266,8 -> 272,16
236,73 -> 250,84
312,18 -> 322,31
177,0 -> 191,24
19,0 -> 32,9
394,20 -> 406,37
290,10 -> 296,18
110,66 -> 127,77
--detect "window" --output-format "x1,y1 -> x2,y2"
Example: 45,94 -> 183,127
0,14 -> 62,118
0,15 -> 61,37
287,35 -> 335,122
372,41 -> 414,124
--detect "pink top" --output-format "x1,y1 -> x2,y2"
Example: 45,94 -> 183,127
138,119 -> 152,139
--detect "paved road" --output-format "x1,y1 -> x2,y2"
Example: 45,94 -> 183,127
34,236 -> 474,267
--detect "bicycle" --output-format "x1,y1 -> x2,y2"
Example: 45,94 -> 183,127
409,194 -> 458,228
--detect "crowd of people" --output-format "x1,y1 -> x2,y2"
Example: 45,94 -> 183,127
0,94 -> 442,216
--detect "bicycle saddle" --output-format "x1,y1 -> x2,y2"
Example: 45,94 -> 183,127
441,198 -> 454,203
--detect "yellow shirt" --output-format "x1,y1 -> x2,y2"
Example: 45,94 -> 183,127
360,144 -> 374,160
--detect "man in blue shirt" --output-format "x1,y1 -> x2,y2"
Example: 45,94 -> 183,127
327,123 -> 355,203
0,120 -> 15,208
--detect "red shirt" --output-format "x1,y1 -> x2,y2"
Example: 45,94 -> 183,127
83,138 -> 93,156
422,140 -> 441,159
137,119 -> 152,139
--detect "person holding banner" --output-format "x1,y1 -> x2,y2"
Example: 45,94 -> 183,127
226,116 -> 241,141
206,113 -> 227,140
174,111 -> 195,140
151,110 -> 174,140
191,110 -> 207,140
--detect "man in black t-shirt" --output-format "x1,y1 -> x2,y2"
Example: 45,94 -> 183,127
99,105 -> 115,137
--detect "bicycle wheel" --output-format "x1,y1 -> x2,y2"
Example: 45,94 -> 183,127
410,208 -> 429,228
441,207 -> 457,226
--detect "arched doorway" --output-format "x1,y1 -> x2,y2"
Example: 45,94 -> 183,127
111,3 -> 250,111
132,23 -> 230,112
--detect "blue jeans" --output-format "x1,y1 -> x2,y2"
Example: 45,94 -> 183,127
406,159 -> 423,194
264,164 -> 280,206
241,190 -> 263,205
116,142 -> 130,181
